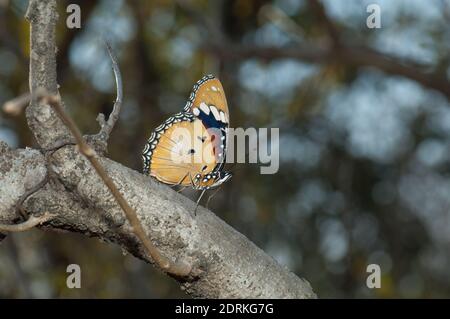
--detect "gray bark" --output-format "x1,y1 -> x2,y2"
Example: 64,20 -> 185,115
0,0 -> 316,298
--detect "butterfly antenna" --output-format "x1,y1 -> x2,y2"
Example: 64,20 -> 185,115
188,173 -> 201,215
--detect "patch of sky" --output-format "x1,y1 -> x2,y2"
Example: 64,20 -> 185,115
69,0 -> 136,93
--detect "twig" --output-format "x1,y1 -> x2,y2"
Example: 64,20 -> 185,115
2,88 -> 49,116
258,4 -> 305,41
40,93 -> 192,277
0,212 -> 55,232
308,0 -> 341,47
175,0 -> 227,43
2,93 -> 32,115
96,40 -> 123,141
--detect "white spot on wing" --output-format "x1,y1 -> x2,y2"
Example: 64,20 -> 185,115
199,102 -> 210,114
220,111 -> 227,123
211,86 -> 218,92
210,106 -> 221,121
193,108 -> 200,116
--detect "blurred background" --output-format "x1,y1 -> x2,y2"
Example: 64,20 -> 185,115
1,0 -> 450,298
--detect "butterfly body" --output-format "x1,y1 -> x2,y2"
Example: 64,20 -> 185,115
142,75 -> 232,192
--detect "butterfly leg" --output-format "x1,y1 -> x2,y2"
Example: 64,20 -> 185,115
176,186 -> 188,193
205,186 -> 221,209
194,189 -> 206,216
170,173 -> 189,193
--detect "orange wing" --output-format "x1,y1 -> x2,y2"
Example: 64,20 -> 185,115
183,75 -> 229,124
142,113 -> 217,186
143,76 -> 232,190
183,75 -> 230,169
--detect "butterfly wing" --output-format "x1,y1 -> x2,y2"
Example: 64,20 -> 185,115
193,170 -> 232,190
143,76 -> 232,191
183,75 -> 230,170
183,75 -> 229,121
142,113 -> 217,186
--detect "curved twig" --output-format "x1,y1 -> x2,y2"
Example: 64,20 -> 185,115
0,212 -> 56,232
96,40 -> 123,141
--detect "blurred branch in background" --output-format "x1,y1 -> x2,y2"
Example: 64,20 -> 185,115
307,0 -> 341,47
178,0 -> 450,100
207,44 -> 450,99
3,235 -> 33,298
0,0 -> 27,64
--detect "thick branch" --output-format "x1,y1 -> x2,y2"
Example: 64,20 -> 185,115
0,144 -> 316,298
0,143 -> 47,223
43,93 -> 191,277
49,145 -> 318,297
25,0 -> 70,149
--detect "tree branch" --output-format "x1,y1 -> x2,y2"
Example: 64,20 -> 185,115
0,143 -> 47,223
0,0 -> 318,298
25,0 -> 71,149
308,0 -> 341,47
0,143 -> 316,297
42,93 -> 192,277
3,88 -> 191,276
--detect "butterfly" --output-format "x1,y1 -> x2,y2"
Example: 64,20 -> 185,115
142,75 -> 232,207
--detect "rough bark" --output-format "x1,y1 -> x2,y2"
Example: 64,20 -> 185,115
0,0 -> 316,298
25,0 -> 71,149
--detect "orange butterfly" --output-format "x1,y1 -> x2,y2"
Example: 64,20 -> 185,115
142,75 -> 232,205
